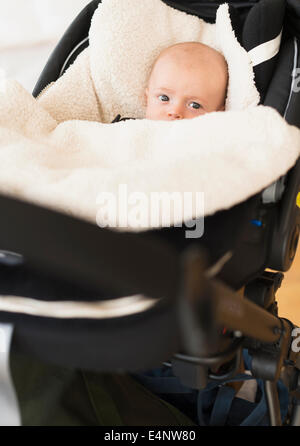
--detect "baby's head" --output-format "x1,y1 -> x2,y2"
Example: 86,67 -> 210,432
145,42 -> 228,121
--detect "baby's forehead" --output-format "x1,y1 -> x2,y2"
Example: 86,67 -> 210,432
150,44 -> 225,80
147,42 -> 228,89
149,42 -> 228,83
159,42 -> 219,62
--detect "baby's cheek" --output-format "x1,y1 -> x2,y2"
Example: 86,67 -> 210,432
145,101 -> 154,117
195,109 -> 207,117
146,104 -> 161,120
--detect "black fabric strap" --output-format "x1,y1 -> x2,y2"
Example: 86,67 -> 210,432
0,194 -> 180,300
285,0 -> 300,40
161,1 -> 257,24
6,293 -> 180,371
0,194 -> 182,371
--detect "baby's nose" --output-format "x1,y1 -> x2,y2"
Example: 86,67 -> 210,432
167,101 -> 185,120
167,111 -> 183,120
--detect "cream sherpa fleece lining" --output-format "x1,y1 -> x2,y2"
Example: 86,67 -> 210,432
38,0 -> 260,122
0,0 -> 299,231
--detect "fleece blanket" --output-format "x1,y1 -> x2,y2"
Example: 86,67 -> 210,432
0,0 -> 299,231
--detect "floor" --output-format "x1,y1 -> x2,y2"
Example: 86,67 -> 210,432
276,246 -> 300,326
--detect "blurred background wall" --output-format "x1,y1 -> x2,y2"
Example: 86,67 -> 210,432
0,0 -> 90,91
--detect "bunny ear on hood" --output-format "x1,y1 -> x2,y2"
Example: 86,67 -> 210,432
88,0 -> 260,121
215,3 -> 260,111
39,0 -> 261,123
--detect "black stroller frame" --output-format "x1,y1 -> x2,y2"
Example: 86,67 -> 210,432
0,0 -> 299,426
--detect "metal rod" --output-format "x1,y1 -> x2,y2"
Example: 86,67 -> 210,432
264,381 -> 282,426
211,279 -> 283,344
290,374 -> 300,426
291,404 -> 300,426
182,249 -> 283,352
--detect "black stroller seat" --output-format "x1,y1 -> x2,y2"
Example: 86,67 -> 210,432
0,0 -> 299,426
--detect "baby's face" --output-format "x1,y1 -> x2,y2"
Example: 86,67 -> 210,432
145,45 -> 228,121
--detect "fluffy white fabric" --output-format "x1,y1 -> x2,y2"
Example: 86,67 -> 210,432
0,0 -> 299,231
38,0 -> 260,122
0,80 -> 299,230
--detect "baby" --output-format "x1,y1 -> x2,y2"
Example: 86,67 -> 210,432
145,42 -> 229,121
145,42 -> 252,395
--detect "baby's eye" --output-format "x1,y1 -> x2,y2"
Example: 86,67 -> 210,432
189,102 -> 202,110
158,95 -> 169,102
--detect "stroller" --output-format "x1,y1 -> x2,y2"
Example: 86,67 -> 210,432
0,0 -> 299,426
